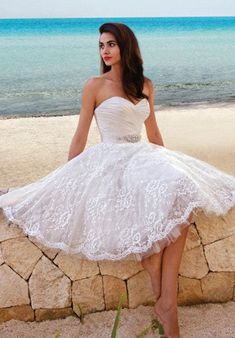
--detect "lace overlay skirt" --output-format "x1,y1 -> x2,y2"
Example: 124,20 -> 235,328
1,140 -> 235,261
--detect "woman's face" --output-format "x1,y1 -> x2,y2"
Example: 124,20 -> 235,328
99,32 -> 121,66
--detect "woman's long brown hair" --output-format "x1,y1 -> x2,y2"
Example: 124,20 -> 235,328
99,22 -> 148,102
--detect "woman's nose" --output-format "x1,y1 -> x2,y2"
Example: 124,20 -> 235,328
103,45 -> 110,54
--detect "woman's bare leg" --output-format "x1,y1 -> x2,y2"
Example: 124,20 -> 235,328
154,212 -> 193,338
141,212 -> 193,302
141,250 -> 164,301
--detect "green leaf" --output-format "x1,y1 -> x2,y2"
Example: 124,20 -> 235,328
53,330 -> 62,338
73,303 -> 85,324
110,293 -> 127,338
158,321 -> 165,335
134,324 -> 151,337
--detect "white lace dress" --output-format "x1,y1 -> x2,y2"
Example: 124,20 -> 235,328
0,96 -> 235,261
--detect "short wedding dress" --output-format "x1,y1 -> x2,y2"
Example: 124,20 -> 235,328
0,96 -> 235,261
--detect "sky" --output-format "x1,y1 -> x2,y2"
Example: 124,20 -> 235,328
0,0 -> 234,19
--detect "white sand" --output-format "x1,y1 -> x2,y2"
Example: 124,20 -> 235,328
0,301 -> 235,337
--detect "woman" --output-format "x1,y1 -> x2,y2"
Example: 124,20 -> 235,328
0,22 -> 235,337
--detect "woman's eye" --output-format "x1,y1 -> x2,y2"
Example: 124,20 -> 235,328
99,42 -> 116,49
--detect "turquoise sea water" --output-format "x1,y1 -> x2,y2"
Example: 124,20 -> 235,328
0,17 -> 235,118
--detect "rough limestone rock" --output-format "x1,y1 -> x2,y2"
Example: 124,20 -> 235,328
98,260 -> 143,279
0,305 -> 34,323
29,235 -> 60,259
184,224 -> 201,251
35,307 -> 75,322
72,275 -> 105,315
103,275 -> 128,310
179,245 -> 209,279
1,237 -> 43,279
54,252 -> 99,280
196,208 -> 235,245
178,276 -> 203,305
0,264 -> 30,308
127,270 -> 155,308
200,271 -> 235,302
204,235 -> 235,271
29,255 -> 71,309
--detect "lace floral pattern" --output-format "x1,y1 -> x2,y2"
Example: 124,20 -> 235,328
1,140 -> 235,262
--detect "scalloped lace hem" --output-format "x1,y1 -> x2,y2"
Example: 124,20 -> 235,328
2,200 -> 235,262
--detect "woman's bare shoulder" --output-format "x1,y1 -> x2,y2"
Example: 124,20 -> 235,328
83,75 -> 105,88
143,76 -> 153,96
81,76 -> 107,101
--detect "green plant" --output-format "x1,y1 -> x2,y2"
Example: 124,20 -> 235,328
111,292 -> 127,338
73,302 -> 85,324
110,293 -> 165,338
158,320 -> 166,337
53,329 -> 62,338
134,318 -> 160,337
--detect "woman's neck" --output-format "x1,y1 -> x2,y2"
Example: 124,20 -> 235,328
109,64 -> 122,82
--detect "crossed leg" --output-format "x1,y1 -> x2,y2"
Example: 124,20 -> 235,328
141,249 -> 164,301
141,211 -> 193,338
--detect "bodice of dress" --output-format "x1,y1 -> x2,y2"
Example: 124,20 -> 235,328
94,96 -> 150,143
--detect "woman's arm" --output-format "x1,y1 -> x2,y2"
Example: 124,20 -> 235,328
144,79 -> 165,147
67,77 -> 98,161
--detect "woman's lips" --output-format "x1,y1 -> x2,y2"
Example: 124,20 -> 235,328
104,57 -> 112,61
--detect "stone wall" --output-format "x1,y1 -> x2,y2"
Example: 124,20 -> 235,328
0,208 -> 235,323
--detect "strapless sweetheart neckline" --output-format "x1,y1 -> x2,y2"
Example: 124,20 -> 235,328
95,96 -> 149,111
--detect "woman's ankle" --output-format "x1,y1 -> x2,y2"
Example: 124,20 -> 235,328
156,295 -> 178,311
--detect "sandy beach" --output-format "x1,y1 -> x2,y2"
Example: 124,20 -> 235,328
0,301 -> 235,337
0,103 -> 235,337
1,102 -> 235,188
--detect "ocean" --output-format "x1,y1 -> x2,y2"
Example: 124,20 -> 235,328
0,16 -> 235,118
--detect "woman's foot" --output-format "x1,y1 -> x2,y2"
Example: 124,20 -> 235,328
154,296 -> 180,338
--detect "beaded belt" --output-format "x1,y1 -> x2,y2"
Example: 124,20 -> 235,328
117,134 -> 141,143
103,134 -> 141,143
